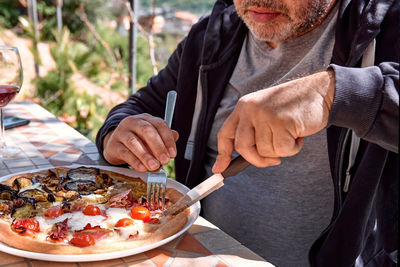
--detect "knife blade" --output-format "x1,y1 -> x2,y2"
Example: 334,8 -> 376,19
162,155 -> 250,216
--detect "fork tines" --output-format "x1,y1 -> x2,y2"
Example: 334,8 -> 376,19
147,170 -> 167,210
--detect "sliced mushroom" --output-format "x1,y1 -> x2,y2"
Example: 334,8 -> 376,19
67,167 -> 99,181
11,202 -> 36,220
12,177 -> 34,190
34,171 -> 60,188
51,168 -> 68,180
18,189 -> 48,202
35,202 -> 53,215
0,200 -> 12,215
96,173 -> 114,187
55,190 -> 80,201
47,193 -> 56,202
0,184 -> 18,200
64,180 -> 98,194
81,194 -> 108,204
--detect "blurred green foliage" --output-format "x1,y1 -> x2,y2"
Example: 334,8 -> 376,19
1,0 -> 214,179
38,0 -> 112,40
0,1 -> 23,29
140,0 -> 215,15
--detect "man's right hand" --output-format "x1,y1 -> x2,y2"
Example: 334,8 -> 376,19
103,113 -> 179,172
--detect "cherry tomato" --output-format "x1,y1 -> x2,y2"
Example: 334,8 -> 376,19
13,218 -> 40,233
115,218 -> 134,227
130,206 -> 150,221
70,234 -> 95,247
44,206 -> 64,218
82,205 -> 101,216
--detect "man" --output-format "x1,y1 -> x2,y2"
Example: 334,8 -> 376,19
96,0 -> 398,266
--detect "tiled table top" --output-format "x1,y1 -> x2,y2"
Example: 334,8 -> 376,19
0,101 -> 273,267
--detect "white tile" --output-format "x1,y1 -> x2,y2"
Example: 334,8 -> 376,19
39,143 -> 69,152
10,166 -> 38,173
0,161 -> 8,170
50,152 -> 81,162
30,157 -> 50,165
36,164 -> 54,169
4,159 -> 34,169
86,153 -> 100,161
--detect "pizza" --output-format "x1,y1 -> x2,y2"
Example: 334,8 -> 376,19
0,166 -> 189,254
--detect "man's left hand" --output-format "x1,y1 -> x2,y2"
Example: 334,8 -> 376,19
212,69 -> 335,173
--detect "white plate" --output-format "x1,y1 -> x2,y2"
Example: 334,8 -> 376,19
0,165 -> 200,262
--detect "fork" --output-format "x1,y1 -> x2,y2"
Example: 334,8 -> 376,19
147,90 -> 177,209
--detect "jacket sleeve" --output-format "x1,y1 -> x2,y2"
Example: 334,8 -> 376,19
328,62 -> 399,153
95,38 -> 186,156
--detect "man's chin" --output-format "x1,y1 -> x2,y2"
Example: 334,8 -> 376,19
243,19 -> 295,43
248,27 -> 294,43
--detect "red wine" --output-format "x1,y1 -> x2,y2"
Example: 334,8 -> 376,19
0,85 -> 19,108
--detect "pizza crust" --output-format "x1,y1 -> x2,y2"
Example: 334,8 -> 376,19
0,212 -> 188,254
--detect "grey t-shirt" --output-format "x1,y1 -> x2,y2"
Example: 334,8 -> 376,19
202,6 -> 338,267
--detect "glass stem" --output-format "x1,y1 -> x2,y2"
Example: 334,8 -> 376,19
0,108 -> 7,149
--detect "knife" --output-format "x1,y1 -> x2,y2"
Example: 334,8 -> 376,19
162,155 -> 250,216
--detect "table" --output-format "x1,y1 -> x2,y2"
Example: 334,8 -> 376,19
0,101 -> 272,267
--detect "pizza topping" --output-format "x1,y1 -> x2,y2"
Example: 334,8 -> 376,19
67,167 -> 99,181
82,205 -> 102,216
64,180 -> 98,194
0,184 -> 18,200
11,202 -> 36,220
0,201 -> 12,215
12,218 -> 40,234
109,189 -> 133,208
44,206 -> 64,219
115,226 -> 139,240
145,218 -> 160,224
96,173 -> 114,187
12,198 -> 26,208
19,189 -> 48,202
18,183 -> 43,194
63,200 -> 87,211
115,218 -> 134,227
73,227 -> 112,245
55,190 -> 80,201
48,220 -> 68,241
12,177 -> 33,190
130,206 -> 151,222
70,234 -> 95,247
81,194 -> 108,204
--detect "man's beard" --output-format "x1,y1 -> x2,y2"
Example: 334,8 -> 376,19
236,0 -> 332,42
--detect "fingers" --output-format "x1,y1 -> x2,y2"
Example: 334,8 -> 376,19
122,129 -> 162,170
233,117 -> 281,168
255,124 -> 302,158
136,115 -> 177,161
212,111 -> 238,173
103,114 -> 179,172
104,141 -> 147,172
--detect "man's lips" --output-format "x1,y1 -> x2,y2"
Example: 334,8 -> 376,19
246,7 -> 281,23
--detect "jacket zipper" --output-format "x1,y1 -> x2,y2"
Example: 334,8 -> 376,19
185,66 -> 207,185
312,128 -> 351,243
336,128 -> 352,209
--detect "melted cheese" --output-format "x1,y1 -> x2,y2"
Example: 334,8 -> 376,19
115,224 -> 140,240
34,205 -> 161,244
68,213 -> 108,231
18,183 -> 43,194
36,210 -> 108,232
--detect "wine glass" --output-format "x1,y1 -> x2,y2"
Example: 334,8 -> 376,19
0,45 -> 23,158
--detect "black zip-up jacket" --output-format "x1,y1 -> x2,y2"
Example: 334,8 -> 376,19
96,0 -> 399,266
